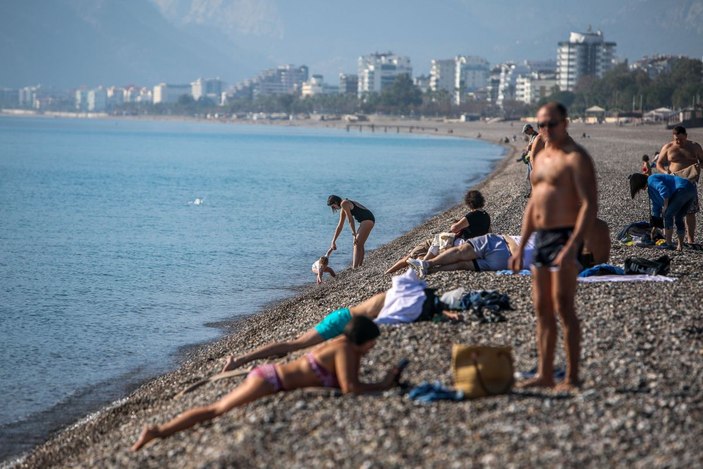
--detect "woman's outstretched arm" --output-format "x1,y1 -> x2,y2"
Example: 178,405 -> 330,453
330,210 -> 347,251
334,346 -> 399,394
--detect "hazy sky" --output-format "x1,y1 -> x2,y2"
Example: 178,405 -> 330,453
1,0 -> 703,88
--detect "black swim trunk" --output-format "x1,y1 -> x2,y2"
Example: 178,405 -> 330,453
532,227 -> 588,269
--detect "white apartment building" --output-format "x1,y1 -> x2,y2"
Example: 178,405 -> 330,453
153,83 -> 192,104
430,59 -> 455,93
301,75 -> 324,97
358,52 -> 412,97
557,29 -> 616,91
191,78 -> 224,102
455,56 -> 490,104
87,87 -> 107,112
515,73 -> 558,104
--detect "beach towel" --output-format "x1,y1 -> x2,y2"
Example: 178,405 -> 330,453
375,268 -> 427,324
496,269 -> 531,276
577,274 -> 676,283
409,381 -> 464,402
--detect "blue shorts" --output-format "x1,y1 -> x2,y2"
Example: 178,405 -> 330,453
314,307 -> 352,340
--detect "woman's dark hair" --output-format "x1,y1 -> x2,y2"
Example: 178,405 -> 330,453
628,173 -> 649,199
464,190 -> 485,209
343,316 -> 380,345
327,195 -> 342,207
642,154 -> 650,162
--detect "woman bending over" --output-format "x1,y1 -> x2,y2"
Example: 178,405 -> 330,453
327,195 -> 375,268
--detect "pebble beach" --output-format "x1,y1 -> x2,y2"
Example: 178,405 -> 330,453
8,120 -> 703,468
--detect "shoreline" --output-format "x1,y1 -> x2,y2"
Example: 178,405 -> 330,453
1,117 -> 511,465
8,121 -> 703,468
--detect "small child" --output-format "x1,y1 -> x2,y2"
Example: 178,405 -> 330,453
312,255 -> 336,284
641,154 -> 652,176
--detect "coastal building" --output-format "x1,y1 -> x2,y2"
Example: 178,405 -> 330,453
301,75 -> 329,97
414,75 -> 431,93
107,87 -> 125,107
515,72 -> 558,104
455,56 -> 490,104
19,86 -> 40,109
430,59 -> 456,93
0,88 -> 19,108
357,52 -> 412,97
486,62 -> 530,107
557,28 -> 616,91
191,78 -> 224,102
339,73 -> 358,95
87,87 -> 107,112
75,89 -> 88,112
630,55 -> 691,79
153,83 -> 192,104
254,65 -> 309,96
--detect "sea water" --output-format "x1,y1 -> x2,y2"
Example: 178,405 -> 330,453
0,116 -> 503,458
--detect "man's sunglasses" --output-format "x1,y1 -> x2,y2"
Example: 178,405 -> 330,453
537,120 -> 561,129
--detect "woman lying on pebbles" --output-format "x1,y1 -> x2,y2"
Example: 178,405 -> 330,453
132,317 -> 402,451
222,269 -> 458,373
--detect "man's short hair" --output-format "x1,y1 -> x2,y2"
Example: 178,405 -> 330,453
673,125 -> 687,135
540,102 -> 568,120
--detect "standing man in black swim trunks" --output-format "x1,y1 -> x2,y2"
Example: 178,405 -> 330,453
508,102 -> 598,392
327,195 -> 375,268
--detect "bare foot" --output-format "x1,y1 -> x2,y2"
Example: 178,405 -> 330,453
554,380 -> 580,393
676,243 -> 684,252
516,375 -> 555,389
221,356 -> 241,373
131,425 -> 160,452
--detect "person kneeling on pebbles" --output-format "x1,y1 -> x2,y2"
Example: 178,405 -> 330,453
132,316 -> 404,451
221,268 -> 459,373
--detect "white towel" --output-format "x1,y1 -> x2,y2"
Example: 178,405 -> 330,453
375,268 -> 428,324
577,275 -> 676,283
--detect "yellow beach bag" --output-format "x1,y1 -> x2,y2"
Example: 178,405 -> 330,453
452,345 -> 515,398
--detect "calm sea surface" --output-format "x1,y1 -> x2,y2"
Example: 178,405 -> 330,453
0,116 -> 502,458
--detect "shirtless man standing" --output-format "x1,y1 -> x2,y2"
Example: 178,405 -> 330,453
655,126 -> 703,243
508,102 -> 598,391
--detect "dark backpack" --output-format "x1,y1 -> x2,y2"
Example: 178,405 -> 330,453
624,255 -> 671,276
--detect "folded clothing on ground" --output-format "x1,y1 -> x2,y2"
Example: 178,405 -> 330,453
460,290 -> 512,323
624,255 -> 670,276
408,381 -> 464,402
578,263 -> 625,278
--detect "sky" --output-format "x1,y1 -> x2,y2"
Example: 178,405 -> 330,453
1,0 -> 703,88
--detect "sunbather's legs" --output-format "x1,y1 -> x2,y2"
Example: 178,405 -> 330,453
385,255 -> 411,275
132,376 -> 274,451
222,329 -> 324,372
431,261 -> 476,272
425,243 -> 477,273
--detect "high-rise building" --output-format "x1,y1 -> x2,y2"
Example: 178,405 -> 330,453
455,56 -> 490,104
75,89 -> 88,111
107,87 -> 125,107
430,59 -> 455,93
357,52 -> 412,97
339,73 -> 359,95
19,86 -> 40,109
191,78 -> 225,102
87,87 -> 107,112
557,28 -> 616,91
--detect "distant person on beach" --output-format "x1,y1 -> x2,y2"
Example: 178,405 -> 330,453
327,195 -> 375,268
131,316 -> 405,451
641,155 -> 652,176
384,190 -> 490,274
312,254 -> 336,284
655,126 -> 703,243
406,219 -> 609,276
518,124 -> 539,198
629,173 -> 696,251
221,269 -> 459,373
508,102 -> 598,392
